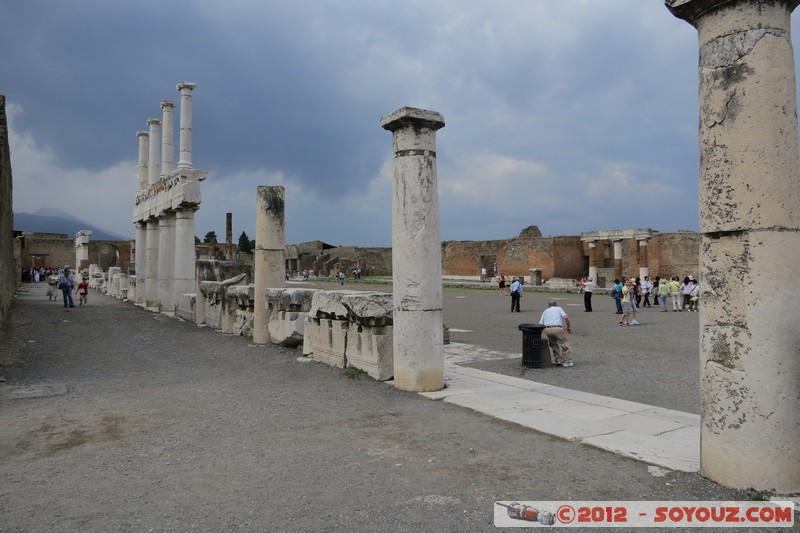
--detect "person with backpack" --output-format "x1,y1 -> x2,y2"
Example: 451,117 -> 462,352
611,279 -> 623,314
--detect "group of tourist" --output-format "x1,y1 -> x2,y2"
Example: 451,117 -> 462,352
30,266 -> 90,310
607,274 -> 700,325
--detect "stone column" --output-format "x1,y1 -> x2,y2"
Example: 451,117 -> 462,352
667,0 -> 800,493
147,118 -> 161,185
177,82 -> 197,170
75,230 -> 91,272
174,208 -> 197,313
638,239 -> 649,280
587,241 -> 598,282
612,239 -> 623,281
134,221 -> 147,305
157,211 -> 176,312
381,107 -> 445,392
145,218 -> 160,308
137,131 -> 149,191
161,100 -> 175,175
252,186 -> 286,344
226,212 -> 234,260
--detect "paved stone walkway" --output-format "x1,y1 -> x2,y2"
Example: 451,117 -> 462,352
424,343 -> 699,472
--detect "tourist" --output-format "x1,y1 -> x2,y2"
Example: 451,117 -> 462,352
669,276 -> 683,311
583,277 -> 595,312
688,281 -> 700,312
641,276 -> 653,307
46,271 -> 60,301
658,277 -> 670,312
681,276 -> 695,311
538,300 -> 573,367
509,277 -> 522,312
634,277 -> 642,308
58,267 -> 75,309
619,278 -> 638,325
338,270 -> 345,285
77,277 -> 89,307
480,266 -> 487,282
497,273 -> 506,295
611,279 -> 623,314
651,276 -> 661,307
502,274 -> 510,296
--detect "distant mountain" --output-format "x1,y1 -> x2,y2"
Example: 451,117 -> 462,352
14,211 -> 131,241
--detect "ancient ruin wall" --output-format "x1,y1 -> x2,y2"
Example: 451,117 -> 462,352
0,96 -> 14,327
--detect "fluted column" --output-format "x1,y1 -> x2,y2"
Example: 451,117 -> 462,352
177,82 -> 197,169
252,186 -> 286,344
381,107 -> 445,393
161,100 -> 175,175
157,211 -> 176,312
667,0 -> 800,493
147,118 -> 161,185
137,131 -> 149,191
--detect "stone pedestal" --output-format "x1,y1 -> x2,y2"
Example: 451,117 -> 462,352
252,186 -> 286,344
667,0 -> 800,493
381,107 -> 445,392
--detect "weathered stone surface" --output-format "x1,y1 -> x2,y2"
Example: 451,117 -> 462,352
175,293 -> 196,322
340,293 -> 393,327
265,288 -> 316,312
309,290 -> 366,320
346,323 -> 393,380
306,318 -> 348,368
268,310 -> 305,347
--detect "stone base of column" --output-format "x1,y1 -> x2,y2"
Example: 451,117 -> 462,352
393,310 -> 444,392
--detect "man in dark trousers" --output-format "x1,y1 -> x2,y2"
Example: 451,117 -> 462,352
583,277 -> 595,312
510,277 -> 522,312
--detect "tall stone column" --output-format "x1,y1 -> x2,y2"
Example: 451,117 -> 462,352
226,212 -> 234,260
145,218 -> 160,308
381,107 -> 445,392
177,82 -> 197,170
252,186 -> 286,344
587,241 -> 597,282
612,239 -> 623,281
137,131 -> 149,191
667,0 -> 800,493
638,239 -> 649,280
134,221 -> 147,305
161,101 -> 175,175
174,208 -> 197,313
147,118 -> 161,185
157,211 -> 176,312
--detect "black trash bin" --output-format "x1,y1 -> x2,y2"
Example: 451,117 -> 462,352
518,323 -> 546,368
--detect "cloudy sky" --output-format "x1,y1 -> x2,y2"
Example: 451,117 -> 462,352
4,1 -> 798,246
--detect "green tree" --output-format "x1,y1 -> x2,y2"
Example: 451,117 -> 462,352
238,231 -> 254,254
203,231 -> 218,244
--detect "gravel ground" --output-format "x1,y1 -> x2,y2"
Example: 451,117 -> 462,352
0,283 -> 794,532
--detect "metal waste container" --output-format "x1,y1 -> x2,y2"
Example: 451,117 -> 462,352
518,323 -> 546,368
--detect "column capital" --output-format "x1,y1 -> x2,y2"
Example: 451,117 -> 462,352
137,131 -> 149,138
380,107 -> 445,132
666,0 -> 800,26
147,118 -> 161,127
161,100 -> 176,110
177,81 -> 197,92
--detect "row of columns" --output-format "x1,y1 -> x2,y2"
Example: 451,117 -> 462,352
133,82 -> 201,313
584,235 -> 651,282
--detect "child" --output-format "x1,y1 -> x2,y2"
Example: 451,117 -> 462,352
78,278 -> 89,307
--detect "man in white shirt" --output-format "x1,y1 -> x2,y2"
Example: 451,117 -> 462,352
510,277 -> 523,312
583,277 -> 595,312
539,300 -> 574,367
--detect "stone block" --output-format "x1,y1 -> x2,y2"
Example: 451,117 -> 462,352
345,323 -> 393,380
175,293 -> 196,322
339,292 -> 393,327
309,290 -> 366,320
266,288 -> 317,313
307,317 -> 348,368
268,310 -> 307,347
